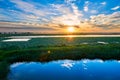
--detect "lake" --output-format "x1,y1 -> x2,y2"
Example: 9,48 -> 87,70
8,59 -> 120,80
8,35 -> 120,38
2,35 -> 120,42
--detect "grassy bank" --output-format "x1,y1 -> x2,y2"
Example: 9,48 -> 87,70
0,61 -> 10,80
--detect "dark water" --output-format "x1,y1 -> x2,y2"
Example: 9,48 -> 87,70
8,60 -> 120,80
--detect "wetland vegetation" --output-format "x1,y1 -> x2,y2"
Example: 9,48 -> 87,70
0,35 -> 120,80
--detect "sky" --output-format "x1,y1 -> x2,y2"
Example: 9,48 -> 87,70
0,0 -> 120,33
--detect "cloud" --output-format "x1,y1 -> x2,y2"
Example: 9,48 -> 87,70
89,11 -> 120,29
51,14 -> 82,26
26,15 -> 39,20
50,2 -> 83,26
9,0 -> 83,25
84,1 -> 89,12
65,0 -> 77,4
65,0 -> 83,17
85,1 -> 89,4
111,6 -> 120,10
83,1 -> 107,14
10,0 -> 60,23
61,61 -> 75,69
100,2 -> 106,5
0,0 -> 120,33
90,10 -> 98,14
0,11 -> 120,33
50,4 -> 72,15
10,0 -> 46,17
84,6 -> 88,12
11,62 -> 24,68
0,0 -> 83,33
48,11 -> 120,32
0,22 -> 58,32
10,0 -> 35,12
71,3 -> 82,16
0,14 -> 11,21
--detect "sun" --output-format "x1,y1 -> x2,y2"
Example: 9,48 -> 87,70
67,27 -> 75,32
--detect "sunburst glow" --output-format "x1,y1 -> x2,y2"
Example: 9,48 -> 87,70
67,27 -> 75,32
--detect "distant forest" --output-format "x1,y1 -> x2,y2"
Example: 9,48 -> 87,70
0,32 -> 120,37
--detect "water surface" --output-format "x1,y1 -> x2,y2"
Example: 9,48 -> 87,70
8,35 -> 120,38
8,60 -> 120,80
2,39 -> 30,42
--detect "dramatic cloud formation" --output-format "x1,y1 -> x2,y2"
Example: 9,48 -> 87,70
0,0 -> 120,33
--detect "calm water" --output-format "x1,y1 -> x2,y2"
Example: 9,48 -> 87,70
2,39 -> 30,42
8,35 -> 120,38
8,60 -> 120,80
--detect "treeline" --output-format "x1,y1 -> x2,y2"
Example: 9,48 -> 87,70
0,32 -> 120,37
0,32 -> 32,37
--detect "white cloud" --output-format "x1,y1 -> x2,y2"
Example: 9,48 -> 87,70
84,1 -> 89,12
51,4 -> 72,15
50,2 -> 83,26
11,62 -> 24,68
26,15 -> 39,19
100,2 -> 106,5
65,0 -> 76,4
10,0 -> 83,25
111,11 -> 120,18
11,0 -> 35,13
10,0 -> 58,17
111,6 -> 120,10
84,6 -> 88,12
89,11 -> 120,29
90,10 -> 98,14
0,14 -> 11,21
52,13 -> 81,26
61,61 -> 75,69
71,3 -> 83,17
85,1 -> 89,4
